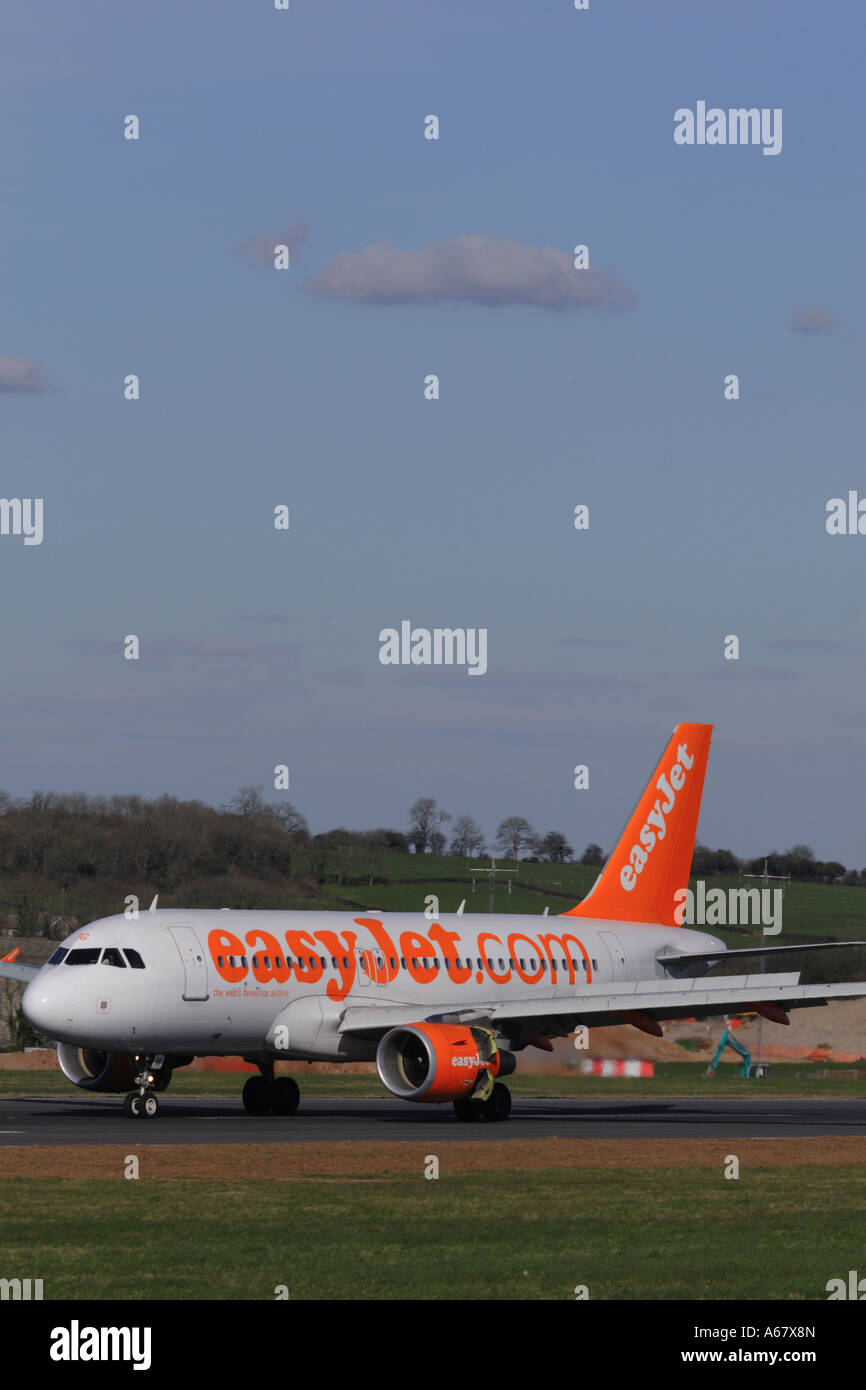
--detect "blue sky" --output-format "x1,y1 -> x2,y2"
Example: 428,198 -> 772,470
1,0 -> 864,865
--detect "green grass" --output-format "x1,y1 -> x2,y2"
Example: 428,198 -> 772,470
0,1167 -> 862,1299
2,1062 -> 865,1100
2,857 -> 864,944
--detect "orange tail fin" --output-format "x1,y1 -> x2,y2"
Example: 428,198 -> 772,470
562,723 -> 713,927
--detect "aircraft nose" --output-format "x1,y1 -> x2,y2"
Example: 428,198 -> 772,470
22,973 -> 75,1038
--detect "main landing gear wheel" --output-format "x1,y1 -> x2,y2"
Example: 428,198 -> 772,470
454,1084 -> 512,1123
242,1075 -> 271,1115
453,1098 -> 483,1122
242,1073 -> 301,1116
242,1057 -> 302,1116
270,1076 -> 300,1116
483,1082 -> 512,1122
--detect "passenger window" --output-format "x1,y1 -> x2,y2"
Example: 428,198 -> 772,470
241,956 -> 248,968
400,957 -> 407,969
445,958 -> 451,969
252,956 -> 259,969
519,958 -> 526,969
389,957 -> 397,970
331,956 -> 337,969
218,955 -> 225,968
101,948 -> 126,968
411,958 -> 418,969
275,956 -> 283,968
592,958 -> 598,970
498,959 -> 505,972
320,956 -> 327,969
342,957 -> 349,969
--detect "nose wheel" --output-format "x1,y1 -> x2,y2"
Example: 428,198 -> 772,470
123,1054 -> 164,1118
123,1090 -> 159,1118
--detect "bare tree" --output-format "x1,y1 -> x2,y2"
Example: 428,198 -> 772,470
408,798 -> 450,854
494,816 -> 537,862
450,815 -> 486,857
223,786 -> 308,838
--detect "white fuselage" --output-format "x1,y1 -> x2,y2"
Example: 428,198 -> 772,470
22,909 -> 725,1060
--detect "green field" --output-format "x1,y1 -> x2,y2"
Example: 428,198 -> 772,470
2,1063 -> 865,1100
0,1167 -> 861,1300
3,855 -> 865,945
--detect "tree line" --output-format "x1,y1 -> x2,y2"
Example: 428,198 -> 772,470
0,788 -> 859,895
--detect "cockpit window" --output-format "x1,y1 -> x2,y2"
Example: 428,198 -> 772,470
101,948 -> 126,968
65,948 -> 102,965
123,948 -> 146,969
47,947 -> 68,965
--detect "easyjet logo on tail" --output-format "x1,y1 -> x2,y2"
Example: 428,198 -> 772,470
620,742 -> 694,891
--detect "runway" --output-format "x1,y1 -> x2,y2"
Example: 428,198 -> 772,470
1,1094 -> 864,1145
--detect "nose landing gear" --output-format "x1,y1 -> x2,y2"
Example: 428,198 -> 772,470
122,1053 -> 165,1118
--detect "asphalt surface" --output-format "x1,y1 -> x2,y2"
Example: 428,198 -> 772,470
0,1094 -> 864,1145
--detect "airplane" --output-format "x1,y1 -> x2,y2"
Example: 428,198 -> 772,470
2,722 -> 865,1121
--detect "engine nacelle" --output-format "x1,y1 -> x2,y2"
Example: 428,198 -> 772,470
376,1022 -> 514,1103
56,1046 -> 192,1093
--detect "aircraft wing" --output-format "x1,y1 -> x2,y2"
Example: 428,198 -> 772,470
0,950 -> 41,984
339,971 -> 866,1039
658,940 -> 866,972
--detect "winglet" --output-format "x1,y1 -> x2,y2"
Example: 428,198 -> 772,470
1,947 -> 21,963
562,723 -> 713,927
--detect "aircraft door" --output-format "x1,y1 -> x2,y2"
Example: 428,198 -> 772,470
599,931 -> 628,981
355,945 -> 389,988
169,926 -> 210,1000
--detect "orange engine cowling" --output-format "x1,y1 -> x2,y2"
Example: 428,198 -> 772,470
376,1022 -> 511,1103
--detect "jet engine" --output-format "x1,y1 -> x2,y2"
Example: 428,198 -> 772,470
376,1022 -> 515,1103
56,1046 -> 192,1092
